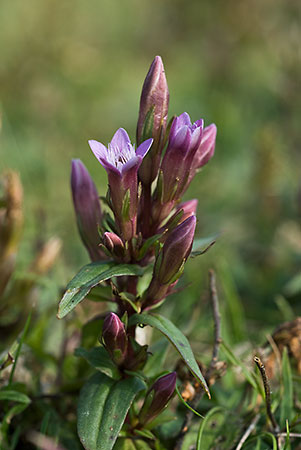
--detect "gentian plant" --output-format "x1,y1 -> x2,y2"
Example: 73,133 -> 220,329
58,56 -> 217,450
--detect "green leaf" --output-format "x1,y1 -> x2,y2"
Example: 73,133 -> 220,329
284,271 -> 301,296
0,390 -> 31,404
141,106 -> 155,142
258,432 -> 278,450
87,285 -> 114,302
175,385 -> 203,419
137,234 -> 161,261
145,410 -> 177,431
284,420 -> 291,450
280,347 -> 293,428
221,341 -> 262,394
274,295 -> 295,321
218,259 -> 246,343
78,372 -> 146,450
115,438 -> 152,450
134,429 -> 156,440
192,235 -> 219,253
129,313 -> 210,398
81,317 -> 104,349
57,261 -> 144,319
121,189 -> 131,220
74,346 -> 120,379
196,407 -> 225,450
0,403 -> 30,437
143,340 -> 168,377
119,292 -> 140,313
8,312 -> 32,386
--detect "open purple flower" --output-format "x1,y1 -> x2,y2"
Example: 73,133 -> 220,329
89,129 -> 152,241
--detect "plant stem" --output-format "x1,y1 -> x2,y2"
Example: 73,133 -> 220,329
9,310 -> 32,386
254,356 -> 279,433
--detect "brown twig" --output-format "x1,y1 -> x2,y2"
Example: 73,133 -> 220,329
254,356 -> 279,433
174,269 -> 222,449
235,414 -> 260,450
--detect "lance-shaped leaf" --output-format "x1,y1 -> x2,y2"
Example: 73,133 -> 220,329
74,346 -> 120,379
129,313 -> 210,397
191,234 -> 219,257
57,261 -> 144,319
0,390 -> 31,404
78,372 -> 146,450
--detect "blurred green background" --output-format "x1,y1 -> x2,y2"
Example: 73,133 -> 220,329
1,0 -> 300,329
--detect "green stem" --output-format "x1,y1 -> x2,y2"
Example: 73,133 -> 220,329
8,310 -> 32,386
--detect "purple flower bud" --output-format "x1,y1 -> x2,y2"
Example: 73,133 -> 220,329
103,232 -> 125,259
142,216 -> 196,309
71,159 -> 105,262
194,123 -> 217,169
186,123 -> 217,187
157,215 -> 196,284
89,129 -> 152,241
102,313 -> 128,366
137,56 -> 169,185
159,113 -> 203,203
139,372 -> 177,424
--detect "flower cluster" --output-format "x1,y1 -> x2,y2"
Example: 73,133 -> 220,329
70,56 -> 216,421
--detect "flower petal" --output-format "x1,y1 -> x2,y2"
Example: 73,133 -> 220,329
121,155 -> 141,175
110,128 -> 131,149
88,139 -> 108,160
190,126 -> 202,150
177,112 -> 192,127
136,138 -> 153,158
172,125 -> 191,150
193,118 -> 204,130
89,140 -> 121,175
196,123 -> 217,167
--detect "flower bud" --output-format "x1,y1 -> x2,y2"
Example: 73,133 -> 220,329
194,124 -> 217,169
102,313 -> 128,366
159,113 -> 203,204
103,232 -> 125,259
71,159 -> 105,262
186,124 -> 217,188
156,215 -> 196,285
142,216 -> 196,309
139,372 -> 177,425
137,56 -> 169,185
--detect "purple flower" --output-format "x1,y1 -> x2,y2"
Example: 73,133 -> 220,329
89,128 -> 152,241
139,372 -> 177,424
137,56 -> 170,185
102,313 -> 128,366
71,159 -> 105,262
159,113 -> 203,204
